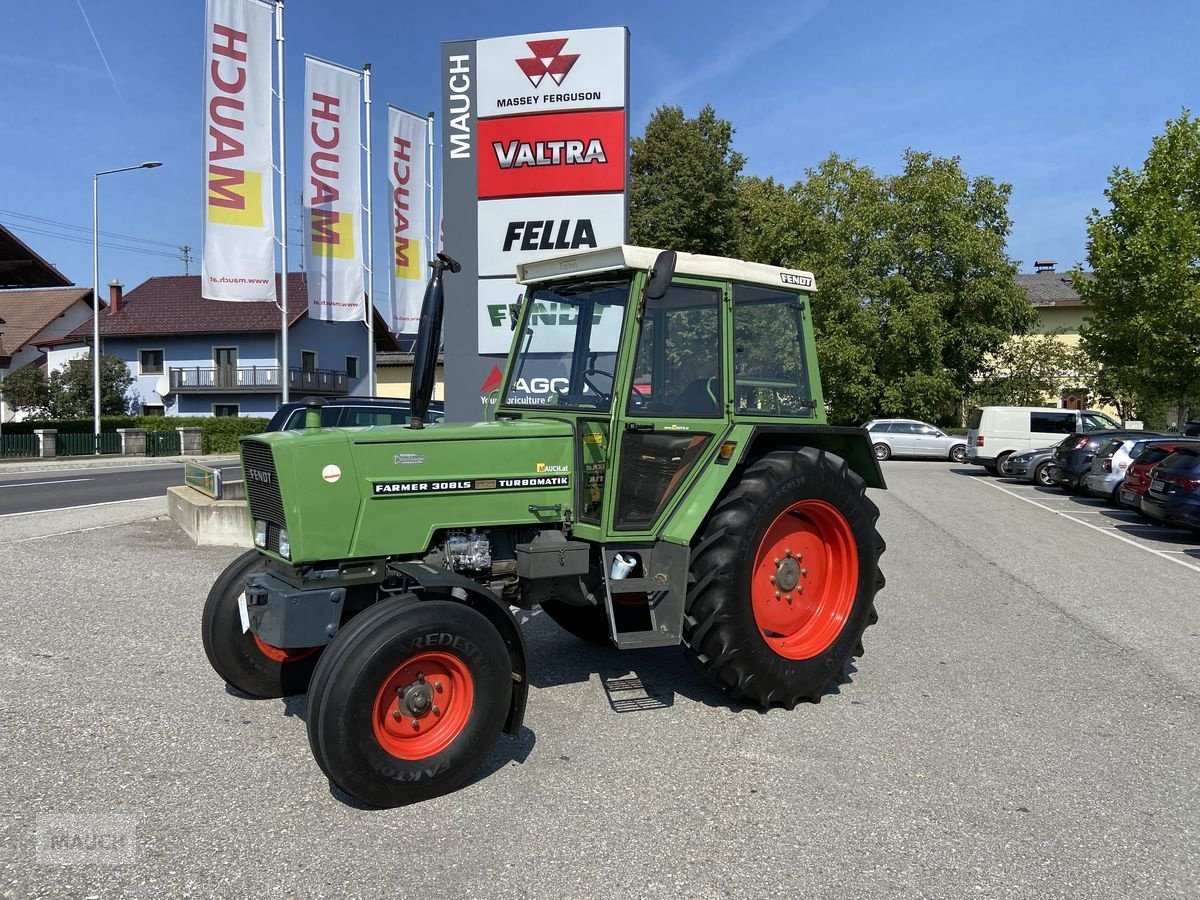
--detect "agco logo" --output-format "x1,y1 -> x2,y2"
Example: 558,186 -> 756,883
515,39 -> 579,89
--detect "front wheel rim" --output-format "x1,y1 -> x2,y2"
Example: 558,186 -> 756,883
372,651 -> 474,760
751,499 -> 859,660
252,635 -> 319,664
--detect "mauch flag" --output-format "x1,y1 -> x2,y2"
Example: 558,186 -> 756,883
303,57 -> 365,322
387,106 -> 428,334
202,0 -> 276,301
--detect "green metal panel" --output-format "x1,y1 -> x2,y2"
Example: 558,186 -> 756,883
58,433 -> 121,456
0,434 -> 37,458
147,430 -> 181,457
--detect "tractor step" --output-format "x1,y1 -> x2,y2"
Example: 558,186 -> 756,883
602,544 -> 690,650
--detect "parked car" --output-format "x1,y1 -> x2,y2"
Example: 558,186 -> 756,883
265,396 -> 445,431
965,406 -> 1121,475
1051,429 -> 1159,492
1084,434 -> 1169,503
1119,439 -> 1200,509
1004,443 -> 1065,486
1140,448 -> 1200,530
864,418 -> 968,462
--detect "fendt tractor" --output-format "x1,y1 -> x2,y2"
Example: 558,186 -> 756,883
201,246 -> 887,807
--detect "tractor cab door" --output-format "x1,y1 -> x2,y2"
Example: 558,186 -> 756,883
602,278 -> 730,538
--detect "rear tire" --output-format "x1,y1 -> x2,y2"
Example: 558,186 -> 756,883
1034,461 -> 1054,487
201,550 -> 321,698
995,452 -> 1014,476
683,448 -> 884,707
872,442 -> 891,461
306,598 -> 511,807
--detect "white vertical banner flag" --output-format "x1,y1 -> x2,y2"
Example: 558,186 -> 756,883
387,106 -> 428,334
303,57 -> 365,321
202,0 -> 276,301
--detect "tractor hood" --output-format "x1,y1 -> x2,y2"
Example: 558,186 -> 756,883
240,419 -> 575,563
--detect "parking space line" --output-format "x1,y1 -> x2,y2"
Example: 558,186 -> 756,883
976,480 -> 1200,575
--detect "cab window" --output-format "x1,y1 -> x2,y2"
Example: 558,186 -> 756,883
627,283 -> 723,417
732,284 -> 815,416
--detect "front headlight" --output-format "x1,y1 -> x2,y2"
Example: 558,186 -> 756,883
253,519 -> 267,548
278,527 -> 291,559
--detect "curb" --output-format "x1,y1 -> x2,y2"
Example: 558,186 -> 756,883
0,455 -> 240,476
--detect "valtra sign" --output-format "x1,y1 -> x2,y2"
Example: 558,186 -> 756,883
441,26 -> 629,389
201,0 -> 276,302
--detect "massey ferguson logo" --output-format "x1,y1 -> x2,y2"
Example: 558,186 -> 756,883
516,39 -> 579,88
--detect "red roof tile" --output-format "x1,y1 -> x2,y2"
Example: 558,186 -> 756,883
0,287 -> 93,355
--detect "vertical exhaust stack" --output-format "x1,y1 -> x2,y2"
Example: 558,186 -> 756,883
409,252 -> 461,428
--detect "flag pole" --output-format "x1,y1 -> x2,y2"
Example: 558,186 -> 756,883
426,111 -> 435,271
275,0 -> 289,403
363,63 -> 375,395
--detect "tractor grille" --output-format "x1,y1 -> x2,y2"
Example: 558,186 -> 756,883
241,440 -> 285,553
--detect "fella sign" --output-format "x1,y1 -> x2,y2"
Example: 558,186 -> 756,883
440,26 -> 629,418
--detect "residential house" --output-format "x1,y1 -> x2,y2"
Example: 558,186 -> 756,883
0,287 -> 98,422
1012,260 -> 1095,409
376,350 -> 445,401
38,273 -> 400,417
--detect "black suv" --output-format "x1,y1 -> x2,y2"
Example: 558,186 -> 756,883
1052,429 -> 1162,492
265,396 -> 445,431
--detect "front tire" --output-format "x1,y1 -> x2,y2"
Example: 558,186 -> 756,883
305,598 -> 511,807
201,550 -> 321,698
683,448 -> 884,707
1034,461 -> 1054,487
950,444 -> 968,463
872,442 -> 891,461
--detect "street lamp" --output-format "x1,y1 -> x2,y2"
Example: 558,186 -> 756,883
93,161 -> 162,451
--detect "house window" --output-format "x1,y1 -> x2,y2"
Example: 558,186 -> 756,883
142,404 -> 165,417
346,356 -> 359,379
213,404 -> 239,417
139,349 -> 164,375
301,351 -> 317,372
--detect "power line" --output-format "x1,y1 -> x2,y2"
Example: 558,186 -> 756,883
1,221 -> 179,260
0,208 -> 182,249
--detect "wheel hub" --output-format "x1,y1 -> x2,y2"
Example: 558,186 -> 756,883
774,556 -> 801,593
398,678 -> 435,718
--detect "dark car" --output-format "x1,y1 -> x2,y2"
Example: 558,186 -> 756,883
1118,439 -> 1200,509
1051,429 -> 1163,492
265,396 -> 445,431
1139,448 -> 1200,530
1004,443 -> 1064,485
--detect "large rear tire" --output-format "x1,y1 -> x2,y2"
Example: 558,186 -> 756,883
201,550 -> 321,698
306,598 -> 511,807
683,448 -> 884,707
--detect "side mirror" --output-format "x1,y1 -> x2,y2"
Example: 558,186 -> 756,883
508,301 -> 522,330
646,250 -> 677,300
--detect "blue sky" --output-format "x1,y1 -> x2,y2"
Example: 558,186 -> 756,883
2,0 -> 1197,305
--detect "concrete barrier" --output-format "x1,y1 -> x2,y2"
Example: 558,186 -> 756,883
167,485 -> 251,547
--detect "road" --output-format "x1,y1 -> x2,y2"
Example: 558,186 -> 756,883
0,461 -> 1196,899
0,460 -> 241,517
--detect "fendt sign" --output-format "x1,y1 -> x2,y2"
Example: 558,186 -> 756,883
441,27 -> 629,418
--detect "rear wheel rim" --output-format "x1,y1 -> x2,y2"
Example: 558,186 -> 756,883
252,635 -> 319,664
372,651 -> 474,760
751,499 -> 859,660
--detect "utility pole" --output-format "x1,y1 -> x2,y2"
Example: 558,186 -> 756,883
180,245 -> 193,275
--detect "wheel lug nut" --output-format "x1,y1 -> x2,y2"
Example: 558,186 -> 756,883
432,705 -> 441,716
774,591 -> 781,599
785,594 -> 792,603
801,568 -> 807,577
785,549 -> 792,557
769,576 -> 776,584
411,720 -> 420,730
416,672 -> 425,683
434,682 -> 443,693
391,709 -> 401,720
774,558 -> 780,565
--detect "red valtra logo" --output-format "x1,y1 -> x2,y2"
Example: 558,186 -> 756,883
516,39 -> 579,89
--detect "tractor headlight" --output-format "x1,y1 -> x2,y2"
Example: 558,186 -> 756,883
278,527 -> 291,559
253,519 -> 267,548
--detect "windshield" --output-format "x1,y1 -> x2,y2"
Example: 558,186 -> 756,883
1082,412 -> 1120,431
503,276 -> 631,409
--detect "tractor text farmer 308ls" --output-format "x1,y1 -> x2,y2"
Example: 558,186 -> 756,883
202,246 -> 887,807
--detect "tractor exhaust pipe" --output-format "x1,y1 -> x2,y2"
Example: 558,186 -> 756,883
408,252 -> 461,428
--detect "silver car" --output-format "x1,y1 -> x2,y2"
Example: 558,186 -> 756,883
865,418 -> 968,462
1084,434 -> 1167,502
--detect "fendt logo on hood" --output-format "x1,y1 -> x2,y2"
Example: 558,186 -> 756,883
515,39 -> 579,89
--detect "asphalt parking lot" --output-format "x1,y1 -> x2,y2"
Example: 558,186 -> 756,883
1,461 -> 1197,899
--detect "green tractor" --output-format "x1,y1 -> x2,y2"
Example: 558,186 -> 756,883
202,246 -> 886,807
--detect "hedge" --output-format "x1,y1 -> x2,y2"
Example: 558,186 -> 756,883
1,415 -> 270,454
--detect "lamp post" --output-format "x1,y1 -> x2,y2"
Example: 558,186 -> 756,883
93,161 -> 162,451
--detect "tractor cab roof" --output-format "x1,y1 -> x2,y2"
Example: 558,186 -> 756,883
516,245 -> 817,295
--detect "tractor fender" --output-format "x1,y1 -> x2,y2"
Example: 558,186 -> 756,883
387,561 -> 528,737
739,425 -> 886,490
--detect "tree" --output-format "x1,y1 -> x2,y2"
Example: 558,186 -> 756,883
629,105 -> 745,256
1076,110 -> 1200,423
4,354 -> 137,419
971,331 -> 1083,406
738,152 -> 1033,425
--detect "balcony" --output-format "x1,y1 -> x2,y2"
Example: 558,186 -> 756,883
168,366 -> 348,395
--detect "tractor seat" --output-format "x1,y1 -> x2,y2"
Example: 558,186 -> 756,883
671,377 -> 720,416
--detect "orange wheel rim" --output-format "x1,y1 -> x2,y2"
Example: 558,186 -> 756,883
751,499 -> 859,660
253,635 -> 319,663
372,651 -> 474,760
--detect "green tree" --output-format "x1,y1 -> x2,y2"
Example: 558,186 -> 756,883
42,355 -> 136,419
972,332 -> 1081,406
1076,110 -> 1200,423
738,152 -> 1032,425
0,364 -> 51,417
629,105 -> 745,256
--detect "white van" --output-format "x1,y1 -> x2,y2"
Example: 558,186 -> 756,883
965,406 -> 1121,473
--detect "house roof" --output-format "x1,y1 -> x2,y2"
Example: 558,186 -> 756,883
0,224 -> 73,288
1015,270 -> 1093,308
53,273 -> 401,351
0,287 -> 93,360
